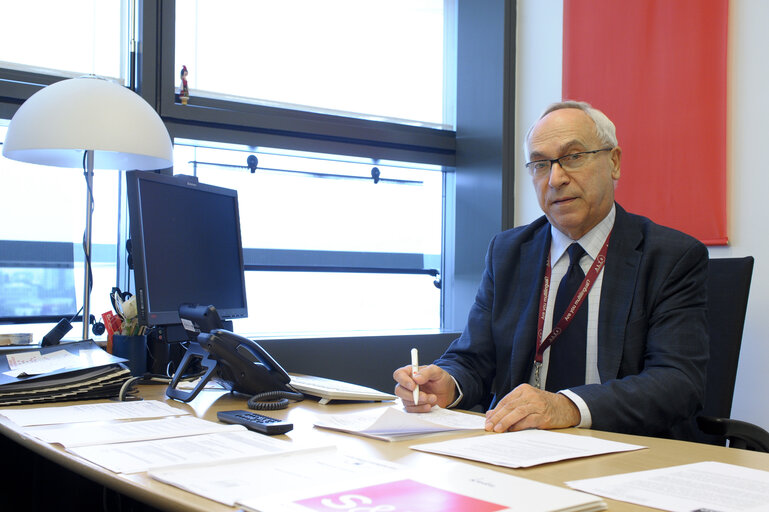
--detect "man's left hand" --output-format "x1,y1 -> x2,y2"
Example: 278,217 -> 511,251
484,383 -> 580,432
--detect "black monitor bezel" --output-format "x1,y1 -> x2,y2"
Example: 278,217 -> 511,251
125,170 -> 248,328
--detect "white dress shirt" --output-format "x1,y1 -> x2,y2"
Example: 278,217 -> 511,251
532,204 -> 616,427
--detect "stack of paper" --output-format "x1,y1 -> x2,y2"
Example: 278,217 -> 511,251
0,400 -> 318,475
6,398 -> 605,511
150,448 -> 608,512
312,404 -> 486,441
0,341 -> 131,405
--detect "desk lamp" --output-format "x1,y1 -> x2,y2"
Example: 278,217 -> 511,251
2,76 -> 173,341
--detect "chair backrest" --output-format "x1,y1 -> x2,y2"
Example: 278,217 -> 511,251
701,256 -> 754,420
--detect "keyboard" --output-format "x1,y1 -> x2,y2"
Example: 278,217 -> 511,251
288,373 -> 396,405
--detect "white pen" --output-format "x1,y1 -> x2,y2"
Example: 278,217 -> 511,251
411,347 -> 419,405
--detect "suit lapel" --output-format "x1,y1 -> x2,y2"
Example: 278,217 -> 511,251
597,204 -> 642,382
508,224 -> 551,387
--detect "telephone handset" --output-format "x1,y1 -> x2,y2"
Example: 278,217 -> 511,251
166,329 -> 304,409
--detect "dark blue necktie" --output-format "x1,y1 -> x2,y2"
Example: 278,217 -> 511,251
546,243 -> 588,392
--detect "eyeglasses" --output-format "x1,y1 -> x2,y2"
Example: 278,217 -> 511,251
525,147 -> 613,177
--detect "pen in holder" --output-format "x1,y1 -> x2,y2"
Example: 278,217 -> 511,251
112,335 -> 148,376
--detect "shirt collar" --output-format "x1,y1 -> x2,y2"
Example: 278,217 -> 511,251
550,204 -> 616,264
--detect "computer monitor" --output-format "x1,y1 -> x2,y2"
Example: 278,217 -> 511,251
125,171 -> 248,334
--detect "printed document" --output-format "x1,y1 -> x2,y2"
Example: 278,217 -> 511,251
412,429 -> 644,467
0,399 -> 187,426
23,414 -> 242,448
0,340 -> 126,385
4,349 -> 86,376
150,448 -> 398,507
68,430 -> 325,474
312,404 -> 486,441
566,461 -> 769,512
150,447 -> 607,512
245,458 -> 608,512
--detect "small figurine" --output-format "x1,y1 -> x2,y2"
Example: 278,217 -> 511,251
180,65 -> 189,105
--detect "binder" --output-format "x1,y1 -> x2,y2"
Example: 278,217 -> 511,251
0,340 -> 131,405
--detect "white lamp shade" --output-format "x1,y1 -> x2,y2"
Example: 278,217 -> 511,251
2,76 -> 173,170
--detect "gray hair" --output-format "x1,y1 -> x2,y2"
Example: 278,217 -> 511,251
526,100 -> 618,148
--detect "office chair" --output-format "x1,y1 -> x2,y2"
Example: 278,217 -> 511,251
697,416 -> 769,452
695,256 -> 769,452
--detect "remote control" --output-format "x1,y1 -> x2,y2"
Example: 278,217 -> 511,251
217,410 -> 294,435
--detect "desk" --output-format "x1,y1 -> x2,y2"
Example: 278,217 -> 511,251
2,385 -> 769,512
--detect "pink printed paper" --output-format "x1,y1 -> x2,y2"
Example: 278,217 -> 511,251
295,479 -> 507,512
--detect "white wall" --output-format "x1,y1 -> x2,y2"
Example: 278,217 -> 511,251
515,0 -> 769,432
514,0 -> 563,227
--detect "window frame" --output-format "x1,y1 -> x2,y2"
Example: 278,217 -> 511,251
144,1 -> 454,329
149,1 -> 456,167
0,0 -> 456,333
0,0 -> 518,337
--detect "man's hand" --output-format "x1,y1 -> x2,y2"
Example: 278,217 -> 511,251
393,364 -> 457,412
484,384 -> 580,432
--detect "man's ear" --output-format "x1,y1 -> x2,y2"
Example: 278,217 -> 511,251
610,146 -> 622,180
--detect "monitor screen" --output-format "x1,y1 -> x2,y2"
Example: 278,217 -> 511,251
126,171 -> 248,328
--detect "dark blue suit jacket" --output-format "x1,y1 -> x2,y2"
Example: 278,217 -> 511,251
436,204 -> 709,440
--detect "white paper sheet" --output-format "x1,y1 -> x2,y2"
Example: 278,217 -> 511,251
150,448 -> 607,512
412,429 -> 645,467
23,414 -> 242,447
0,399 -> 187,426
150,449 -> 606,512
313,404 -> 486,441
68,430 -> 326,474
247,461 -> 608,512
566,461 -> 769,512
150,449 -> 400,507
4,349 -> 84,376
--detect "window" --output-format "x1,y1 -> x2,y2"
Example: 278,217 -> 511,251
0,1 -> 457,340
0,1 -> 129,341
175,0 -> 453,128
0,124 -> 121,340
0,0 -> 126,80
171,141 -> 443,335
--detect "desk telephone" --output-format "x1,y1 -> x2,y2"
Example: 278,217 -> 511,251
166,306 -> 304,409
166,305 -> 395,409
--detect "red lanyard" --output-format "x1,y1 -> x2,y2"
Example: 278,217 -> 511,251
534,232 -> 612,364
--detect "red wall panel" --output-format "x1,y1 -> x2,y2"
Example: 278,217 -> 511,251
562,0 -> 728,244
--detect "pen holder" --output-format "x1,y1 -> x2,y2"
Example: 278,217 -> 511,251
112,335 -> 148,376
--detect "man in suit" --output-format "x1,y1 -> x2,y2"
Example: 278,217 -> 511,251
393,101 -> 709,440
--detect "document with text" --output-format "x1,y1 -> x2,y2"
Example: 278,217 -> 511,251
312,404 -> 486,441
0,399 -> 187,427
68,430 -> 326,474
566,461 -> 769,512
23,414 -> 242,448
245,458 -> 608,512
150,448 -> 397,507
412,429 -> 645,467
149,447 -> 607,512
